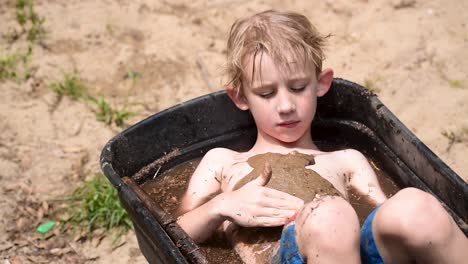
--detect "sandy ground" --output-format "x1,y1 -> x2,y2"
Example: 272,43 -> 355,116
0,0 -> 467,263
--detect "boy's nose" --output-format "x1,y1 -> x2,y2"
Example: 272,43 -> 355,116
276,95 -> 296,114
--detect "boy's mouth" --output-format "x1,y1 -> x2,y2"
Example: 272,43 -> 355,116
278,120 -> 299,128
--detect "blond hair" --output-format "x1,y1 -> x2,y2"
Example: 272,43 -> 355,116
226,10 -> 328,94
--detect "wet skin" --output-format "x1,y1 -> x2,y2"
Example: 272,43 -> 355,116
230,151 -> 342,263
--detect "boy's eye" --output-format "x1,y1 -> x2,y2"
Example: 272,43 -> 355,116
290,86 -> 305,92
259,91 -> 274,98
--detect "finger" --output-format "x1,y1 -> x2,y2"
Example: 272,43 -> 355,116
248,216 -> 290,227
251,162 -> 272,187
254,207 -> 298,219
259,195 -> 304,211
261,188 -> 304,208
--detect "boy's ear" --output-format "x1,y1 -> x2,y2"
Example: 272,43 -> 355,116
316,68 -> 334,97
226,84 -> 249,110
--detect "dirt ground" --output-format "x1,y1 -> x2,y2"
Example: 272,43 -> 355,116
1,0 -> 467,263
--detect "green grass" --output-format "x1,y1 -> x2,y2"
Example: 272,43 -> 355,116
0,52 -> 22,81
114,106 -> 136,127
94,96 -> 113,125
49,73 -> 138,127
0,46 -> 33,82
0,0 -> 44,83
16,0 -> 46,43
61,174 -> 132,235
49,74 -> 89,100
91,96 -> 136,127
125,69 -> 142,82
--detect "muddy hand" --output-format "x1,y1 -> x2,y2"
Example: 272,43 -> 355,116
220,162 -> 304,227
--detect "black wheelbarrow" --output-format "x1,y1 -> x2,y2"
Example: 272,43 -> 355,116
100,78 -> 468,264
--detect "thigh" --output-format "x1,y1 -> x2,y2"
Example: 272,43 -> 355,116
371,188 -> 467,264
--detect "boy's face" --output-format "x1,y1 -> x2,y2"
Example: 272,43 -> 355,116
229,52 -> 333,144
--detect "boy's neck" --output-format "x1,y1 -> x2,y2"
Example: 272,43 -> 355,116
249,130 -> 320,154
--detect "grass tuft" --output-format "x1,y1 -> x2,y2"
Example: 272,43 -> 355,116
94,96 -> 113,125
114,107 -> 136,127
62,174 -> 132,235
0,46 -> 33,82
91,96 -> 137,127
448,79 -> 464,89
0,52 -> 22,81
16,0 -> 46,43
49,74 -> 89,100
48,73 -> 138,127
125,69 -> 142,82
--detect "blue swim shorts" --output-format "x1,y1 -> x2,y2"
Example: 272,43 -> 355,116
272,223 -> 304,264
272,206 -> 384,264
360,206 -> 384,264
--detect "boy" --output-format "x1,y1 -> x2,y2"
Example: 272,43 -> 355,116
176,10 -> 467,264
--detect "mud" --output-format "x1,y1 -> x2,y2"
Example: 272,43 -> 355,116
142,151 -> 400,263
233,152 -> 341,201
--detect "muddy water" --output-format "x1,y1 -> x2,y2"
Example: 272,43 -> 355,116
141,153 -> 400,263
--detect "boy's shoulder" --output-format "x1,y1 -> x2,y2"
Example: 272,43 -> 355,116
312,148 -> 370,174
202,147 -> 241,162
320,148 -> 366,159
312,148 -> 366,161
197,147 -> 246,172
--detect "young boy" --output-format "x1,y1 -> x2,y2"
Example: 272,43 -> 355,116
176,10 -> 468,264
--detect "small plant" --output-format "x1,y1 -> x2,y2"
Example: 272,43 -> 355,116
49,74 -> 89,100
61,174 -> 132,236
125,69 -> 142,81
0,52 -> 22,81
0,46 -> 33,82
441,127 -> 468,151
448,79 -> 464,89
114,107 -> 136,127
48,74 -> 137,127
94,96 -> 114,125
363,78 -> 381,93
16,0 -> 46,43
92,96 -> 137,127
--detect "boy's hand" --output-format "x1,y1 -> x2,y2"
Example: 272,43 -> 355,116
218,163 -> 304,227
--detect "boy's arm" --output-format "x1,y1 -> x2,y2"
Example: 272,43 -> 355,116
176,148 -> 227,243
176,149 -> 303,243
343,149 -> 387,206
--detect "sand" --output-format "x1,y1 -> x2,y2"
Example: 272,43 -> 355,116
0,0 -> 467,263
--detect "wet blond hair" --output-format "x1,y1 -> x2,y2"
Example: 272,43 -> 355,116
226,10 -> 328,94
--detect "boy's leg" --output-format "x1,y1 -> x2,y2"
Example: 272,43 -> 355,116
292,196 -> 361,264
372,187 -> 468,264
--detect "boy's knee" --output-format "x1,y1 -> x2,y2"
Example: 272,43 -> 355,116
295,196 -> 360,252
374,188 -> 453,246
